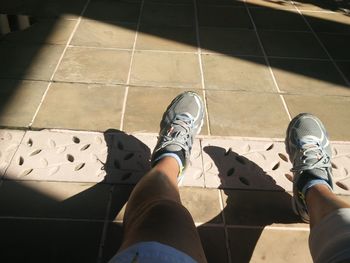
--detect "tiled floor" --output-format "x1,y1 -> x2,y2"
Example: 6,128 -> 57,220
0,0 -> 349,262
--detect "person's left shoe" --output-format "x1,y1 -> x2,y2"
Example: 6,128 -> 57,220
151,91 -> 205,182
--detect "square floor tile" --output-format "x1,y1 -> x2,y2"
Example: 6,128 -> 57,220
249,8 -> 309,31
206,90 -> 290,137
180,187 -> 223,224
197,226 -> 229,263
130,51 -> 201,88
198,5 -> 253,28
0,219 -> 103,263
303,11 -> 350,34
71,19 -> 137,48
0,79 -> 48,127
245,0 -> 295,9
54,47 -> 131,84
318,33 -> 350,60
270,58 -> 350,96
141,3 -> 195,26
101,222 -> 123,263
259,31 -> 328,58
33,82 -> 125,131
136,25 -> 197,51
200,28 -> 262,55
227,227 -> 311,263
124,87 -> 208,133
221,190 -> 299,226
0,44 -> 64,80
202,54 -> 275,91
84,0 -> 141,23
336,61 -> 350,83
2,19 -> 75,45
285,94 -> 350,141
0,180 -> 111,219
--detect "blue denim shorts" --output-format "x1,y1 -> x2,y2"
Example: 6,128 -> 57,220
109,241 -> 197,263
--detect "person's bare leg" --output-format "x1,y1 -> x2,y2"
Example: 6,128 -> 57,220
306,184 -> 350,229
119,157 -> 207,263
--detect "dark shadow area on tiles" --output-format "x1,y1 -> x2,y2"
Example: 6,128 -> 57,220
0,130 -> 151,262
202,146 -> 300,263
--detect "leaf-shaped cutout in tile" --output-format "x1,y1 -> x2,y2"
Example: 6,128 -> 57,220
285,173 -> 293,182
90,154 -> 99,162
336,181 -> 349,191
243,144 -> 251,153
30,149 -> 42,156
96,170 -> 106,178
40,158 -> 48,167
72,136 -> 80,144
122,172 -> 132,181
227,167 -> 235,177
48,139 -> 56,148
67,154 -> 74,162
344,168 -> 348,176
117,141 -> 124,150
75,163 -> 85,171
80,144 -> 90,151
20,168 -> 33,177
49,166 -> 60,176
56,146 -> 66,154
194,170 -> 203,179
204,162 -> 213,172
266,143 -> 274,151
27,138 -> 33,147
18,156 -> 24,166
95,136 -> 103,145
192,149 -> 201,159
258,152 -> 267,160
272,161 -> 280,171
235,155 -> 246,165
331,162 -> 338,169
278,153 -> 288,162
124,153 -> 134,161
239,177 -> 250,186
332,147 -> 338,156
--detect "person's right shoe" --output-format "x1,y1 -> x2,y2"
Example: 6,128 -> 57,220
286,113 -> 333,222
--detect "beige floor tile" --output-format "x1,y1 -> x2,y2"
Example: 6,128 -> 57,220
198,5 -> 253,28
206,90 -> 290,137
141,3 -> 195,26
130,51 -> 201,89
293,0 -> 344,12
0,180 -> 111,219
197,226 -> 229,263
202,54 -> 275,92
318,33 -> 350,60
0,218 -> 103,262
303,11 -> 350,34
2,19 -> 75,45
259,31 -> 328,58
270,58 -> 350,96
0,44 -> 64,80
227,227 -> 312,263
245,0 -> 295,9
221,190 -> 301,226
200,28 -> 263,56
180,187 -> 223,224
33,82 -> 125,131
284,94 -> 350,141
250,8 -> 309,31
136,25 -> 196,51
84,0 -> 141,23
124,87 -> 208,134
54,47 -> 131,84
0,80 -> 48,127
71,19 -> 137,48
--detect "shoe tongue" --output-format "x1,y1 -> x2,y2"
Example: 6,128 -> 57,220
306,167 -> 328,180
165,144 -> 182,152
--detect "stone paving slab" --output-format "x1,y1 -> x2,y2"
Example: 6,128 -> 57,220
2,129 -> 350,195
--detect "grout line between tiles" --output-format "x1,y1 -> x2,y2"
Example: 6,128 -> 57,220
97,185 -> 115,263
28,0 -> 92,127
193,0 -> 211,136
218,189 -> 233,263
119,0 -> 145,131
291,1 -> 350,87
244,0 -> 292,121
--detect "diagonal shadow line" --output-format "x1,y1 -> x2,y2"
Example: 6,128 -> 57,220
0,0 -> 349,129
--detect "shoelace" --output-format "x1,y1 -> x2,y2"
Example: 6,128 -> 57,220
291,137 -> 331,172
160,113 -> 194,155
